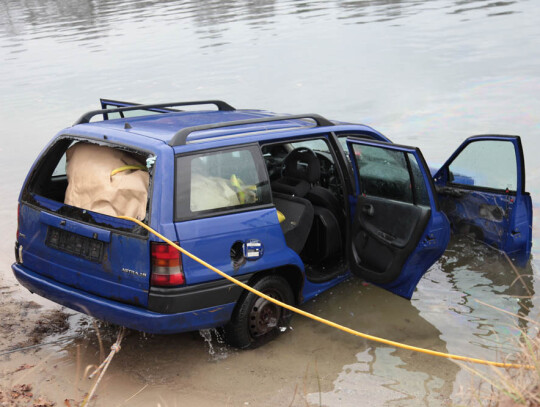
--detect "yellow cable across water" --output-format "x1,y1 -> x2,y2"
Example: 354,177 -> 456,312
120,216 -> 532,370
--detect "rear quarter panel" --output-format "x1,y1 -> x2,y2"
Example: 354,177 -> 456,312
175,209 -> 304,285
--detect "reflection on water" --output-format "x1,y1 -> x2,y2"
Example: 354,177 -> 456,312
298,279 -> 460,406
0,0 -> 526,47
1,0 -> 539,405
449,1 -> 519,16
418,237 -> 535,351
415,238 -> 538,403
307,348 -> 449,406
301,239 -> 537,405
0,0 -> 517,42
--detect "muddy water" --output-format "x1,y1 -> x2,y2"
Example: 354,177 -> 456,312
1,0 -> 540,405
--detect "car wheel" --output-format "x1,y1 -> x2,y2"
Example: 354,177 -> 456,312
223,275 -> 294,349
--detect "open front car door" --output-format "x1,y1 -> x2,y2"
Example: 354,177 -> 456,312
433,135 -> 532,266
346,139 -> 451,299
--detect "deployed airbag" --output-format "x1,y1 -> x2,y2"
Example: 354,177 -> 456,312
64,142 -> 149,220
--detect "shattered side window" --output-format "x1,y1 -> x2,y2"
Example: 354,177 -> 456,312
449,140 -> 517,191
175,145 -> 272,219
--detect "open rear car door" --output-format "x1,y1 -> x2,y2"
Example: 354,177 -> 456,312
346,139 -> 451,299
433,135 -> 532,266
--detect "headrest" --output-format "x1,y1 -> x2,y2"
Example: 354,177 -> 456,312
283,148 -> 320,183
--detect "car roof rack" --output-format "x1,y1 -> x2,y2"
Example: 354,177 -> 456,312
169,114 -> 334,146
74,100 -> 236,125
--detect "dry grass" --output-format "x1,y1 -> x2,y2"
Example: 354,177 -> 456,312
459,242 -> 540,406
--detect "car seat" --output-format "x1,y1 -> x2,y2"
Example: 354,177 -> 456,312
271,147 -> 317,197
272,147 -> 343,262
273,192 -> 314,254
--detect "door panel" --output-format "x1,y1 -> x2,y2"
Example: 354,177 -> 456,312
434,135 -> 532,265
351,196 -> 431,283
347,139 -> 450,299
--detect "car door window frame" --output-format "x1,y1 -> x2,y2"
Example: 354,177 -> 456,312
435,135 -> 526,197
348,138 -> 440,211
174,143 -> 273,222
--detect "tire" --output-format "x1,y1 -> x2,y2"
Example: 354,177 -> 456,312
223,275 -> 294,349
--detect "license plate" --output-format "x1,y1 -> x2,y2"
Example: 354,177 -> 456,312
46,226 -> 104,262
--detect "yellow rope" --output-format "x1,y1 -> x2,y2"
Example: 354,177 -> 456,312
110,165 -> 148,176
119,216 -> 533,370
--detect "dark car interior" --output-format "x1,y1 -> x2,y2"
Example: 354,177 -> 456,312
261,138 -> 347,282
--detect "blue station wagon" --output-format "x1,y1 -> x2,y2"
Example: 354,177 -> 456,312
13,99 -> 533,348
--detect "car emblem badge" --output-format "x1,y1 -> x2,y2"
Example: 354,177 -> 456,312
121,267 -> 147,278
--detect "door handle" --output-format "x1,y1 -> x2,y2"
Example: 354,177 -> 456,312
361,204 -> 374,216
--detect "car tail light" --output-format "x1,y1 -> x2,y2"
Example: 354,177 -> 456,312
150,242 -> 185,287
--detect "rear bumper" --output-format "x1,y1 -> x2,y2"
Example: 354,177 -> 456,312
12,263 -> 235,334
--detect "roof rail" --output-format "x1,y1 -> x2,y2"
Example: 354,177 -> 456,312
169,114 -> 334,146
74,100 -> 236,125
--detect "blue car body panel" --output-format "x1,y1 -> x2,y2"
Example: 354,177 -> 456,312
175,209 -> 304,285
18,202 -> 152,307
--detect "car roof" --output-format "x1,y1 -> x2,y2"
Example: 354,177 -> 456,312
68,108 -> 386,148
